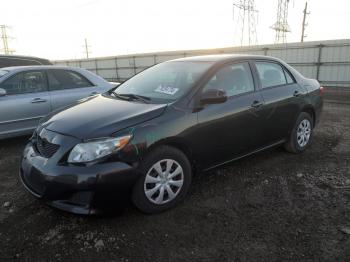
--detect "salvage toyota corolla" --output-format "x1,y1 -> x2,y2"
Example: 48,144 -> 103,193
20,55 -> 323,214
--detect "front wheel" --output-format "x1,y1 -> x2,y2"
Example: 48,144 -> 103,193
284,112 -> 313,154
132,146 -> 192,213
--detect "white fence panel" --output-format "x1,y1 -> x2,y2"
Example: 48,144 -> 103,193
292,65 -> 317,79
97,59 -> 116,68
53,39 -> 350,87
80,60 -> 96,69
135,56 -> 155,67
97,69 -> 117,79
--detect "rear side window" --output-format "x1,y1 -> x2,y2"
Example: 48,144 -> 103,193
203,62 -> 255,97
284,69 -> 295,84
47,70 -> 93,90
0,71 -> 47,95
255,62 -> 287,88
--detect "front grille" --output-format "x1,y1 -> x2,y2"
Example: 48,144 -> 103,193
36,134 -> 60,158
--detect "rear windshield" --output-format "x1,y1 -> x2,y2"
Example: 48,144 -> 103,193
0,70 -> 9,78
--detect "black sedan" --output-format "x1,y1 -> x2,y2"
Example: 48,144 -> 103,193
20,55 -> 323,214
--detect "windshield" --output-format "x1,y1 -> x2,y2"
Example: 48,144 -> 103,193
112,61 -> 213,103
0,70 -> 9,78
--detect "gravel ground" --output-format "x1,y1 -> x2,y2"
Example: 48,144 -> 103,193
0,92 -> 349,261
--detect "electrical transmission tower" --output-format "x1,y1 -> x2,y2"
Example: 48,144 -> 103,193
271,0 -> 291,43
233,0 -> 258,46
0,25 -> 15,54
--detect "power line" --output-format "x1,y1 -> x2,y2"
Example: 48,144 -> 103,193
271,0 -> 291,43
233,0 -> 258,46
0,25 -> 15,54
301,1 -> 310,42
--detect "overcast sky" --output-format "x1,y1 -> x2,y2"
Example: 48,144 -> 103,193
1,0 -> 350,60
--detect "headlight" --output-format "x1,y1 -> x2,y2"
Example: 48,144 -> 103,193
68,135 -> 132,163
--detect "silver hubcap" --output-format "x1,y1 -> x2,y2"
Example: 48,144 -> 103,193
297,119 -> 311,147
144,159 -> 184,205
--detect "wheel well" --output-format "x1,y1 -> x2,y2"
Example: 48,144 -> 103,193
146,139 -> 198,175
302,107 -> 316,126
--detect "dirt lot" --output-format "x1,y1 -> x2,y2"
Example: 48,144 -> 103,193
0,92 -> 349,262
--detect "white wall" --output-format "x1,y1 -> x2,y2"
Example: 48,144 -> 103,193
54,39 -> 350,87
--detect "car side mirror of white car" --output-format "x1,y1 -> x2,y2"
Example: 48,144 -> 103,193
0,88 -> 7,97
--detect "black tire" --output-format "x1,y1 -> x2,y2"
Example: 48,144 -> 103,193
284,112 -> 314,154
132,145 -> 192,214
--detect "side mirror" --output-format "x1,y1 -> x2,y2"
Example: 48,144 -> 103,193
0,88 -> 6,97
200,89 -> 228,105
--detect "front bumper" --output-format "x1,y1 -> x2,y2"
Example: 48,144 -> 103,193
19,129 -> 140,215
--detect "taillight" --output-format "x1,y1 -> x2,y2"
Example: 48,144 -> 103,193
319,86 -> 325,95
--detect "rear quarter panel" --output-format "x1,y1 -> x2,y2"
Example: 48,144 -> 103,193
300,78 -> 323,126
280,59 -> 323,126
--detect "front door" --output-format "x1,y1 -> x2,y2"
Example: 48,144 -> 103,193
0,70 -> 50,137
193,61 -> 265,169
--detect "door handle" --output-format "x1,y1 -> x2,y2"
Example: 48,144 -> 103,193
90,91 -> 98,95
31,98 -> 47,103
251,100 -> 264,108
293,90 -> 302,97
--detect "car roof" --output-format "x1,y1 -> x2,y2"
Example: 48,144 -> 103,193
0,55 -> 51,63
0,65 -> 86,72
170,54 -> 281,63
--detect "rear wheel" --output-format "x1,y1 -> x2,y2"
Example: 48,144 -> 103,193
285,112 -> 313,154
132,146 -> 192,213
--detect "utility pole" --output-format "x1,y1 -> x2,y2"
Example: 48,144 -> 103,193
0,25 -> 15,55
83,38 -> 91,59
271,0 -> 291,44
301,1 -> 310,42
233,0 -> 259,46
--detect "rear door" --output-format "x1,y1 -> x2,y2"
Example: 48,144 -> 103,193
193,61 -> 265,168
252,60 -> 305,145
0,70 -> 50,136
47,69 -> 99,110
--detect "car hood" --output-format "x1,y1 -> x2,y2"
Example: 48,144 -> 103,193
41,94 -> 167,139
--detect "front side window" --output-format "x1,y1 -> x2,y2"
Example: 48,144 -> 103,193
47,70 -> 93,90
255,62 -> 287,88
203,62 -> 255,97
0,71 -> 47,95
113,61 -> 214,103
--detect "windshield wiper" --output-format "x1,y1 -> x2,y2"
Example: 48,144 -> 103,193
110,91 -> 131,101
110,91 -> 151,103
118,93 -> 151,103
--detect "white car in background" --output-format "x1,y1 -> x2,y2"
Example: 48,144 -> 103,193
0,66 -> 114,139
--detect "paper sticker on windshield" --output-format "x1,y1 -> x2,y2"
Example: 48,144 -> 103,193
155,85 -> 179,95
